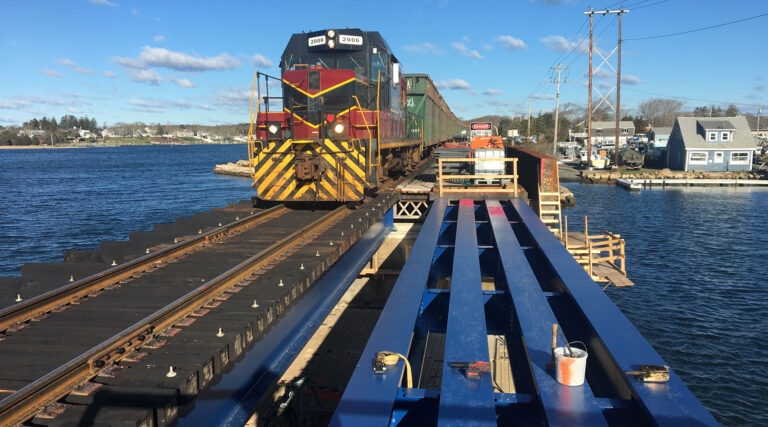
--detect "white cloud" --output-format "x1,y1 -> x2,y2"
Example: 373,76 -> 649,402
88,0 -> 116,6
403,42 -> 442,55
485,99 -> 513,107
55,57 -> 93,75
103,70 -> 116,78
451,42 -> 468,53
483,89 -> 502,96
39,69 -> 63,78
585,68 -> 614,80
451,42 -> 484,59
153,35 -> 165,43
468,50 -> 484,59
166,99 -> 214,110
129,69 -> 164,85
128,99 -> 163,113
435,78 -> 475,93
0,99 -> 24,109
597,81 -> 612,90
482,43 -> 493,51
452,103 -> 471,112
541,35 -> 589,54
496,36 -> 527,51
128,97 -> 213,113
253,53 -> 273,68
67,106 -> 84,113
168,76 -> 197,88
213,87 -> 253,107
532,93 -> 555,100
113,46 -> 241,72
1,95 -> 78,110
621,75 -> 642,85
55,58 -> 76,66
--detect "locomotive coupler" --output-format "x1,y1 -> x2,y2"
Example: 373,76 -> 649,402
294,154 -> 327,181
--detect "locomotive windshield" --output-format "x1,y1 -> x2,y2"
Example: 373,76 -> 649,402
283,53 -> 366,76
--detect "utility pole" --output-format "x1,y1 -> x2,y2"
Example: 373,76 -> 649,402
614,10 -> 625,167
550,63 -> 568,159
527,98 -> 532,138
585,9 -> 594,168
584,7 -> 629,168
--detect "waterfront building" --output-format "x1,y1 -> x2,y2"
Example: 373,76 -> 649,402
667,116 -> 756,171
589,121 -> 635,148
647,126 -> 672,166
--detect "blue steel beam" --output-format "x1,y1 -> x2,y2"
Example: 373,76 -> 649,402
330,199 -> 448,427
177,213 -> 393,427
437,200 -> 496,426
510,199 -> 718,426
486,199 -> 607,426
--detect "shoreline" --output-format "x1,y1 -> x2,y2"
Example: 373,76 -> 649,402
580,167 -> 766,184
0,142 -> 246,150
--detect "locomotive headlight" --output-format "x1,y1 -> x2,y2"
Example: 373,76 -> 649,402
327,30 -> 335,38
268,124 -> 279,134
333,122 -> 345,135
327,39 -> 336,49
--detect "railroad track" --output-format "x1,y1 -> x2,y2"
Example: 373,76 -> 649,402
0,193 -> 397,426
0,204 -> 288,333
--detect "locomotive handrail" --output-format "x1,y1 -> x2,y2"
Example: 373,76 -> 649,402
351,95 -> 374,174
369,70 -> 382,169
247,71 -> 264,180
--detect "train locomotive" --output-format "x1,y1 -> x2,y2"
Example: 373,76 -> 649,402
248,29 -> 464,204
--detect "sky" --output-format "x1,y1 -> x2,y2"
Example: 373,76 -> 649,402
1,0 -> 767,127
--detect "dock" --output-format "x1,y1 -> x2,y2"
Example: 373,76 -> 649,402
617,177 -> 768,191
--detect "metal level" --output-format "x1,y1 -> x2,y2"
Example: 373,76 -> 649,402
331,199 -> 717,426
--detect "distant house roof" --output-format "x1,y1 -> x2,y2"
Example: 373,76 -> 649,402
699,119 -> 734,130
652,127 -> 672,135
675,116 -> 757,150
591,121 -> 634,129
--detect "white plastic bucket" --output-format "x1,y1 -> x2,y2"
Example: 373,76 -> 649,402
554,344 -> 588,386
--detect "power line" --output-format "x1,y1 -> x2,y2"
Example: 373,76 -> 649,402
631,0 -> 669,11
625,11 -> 768,41
623,87 -> 764,108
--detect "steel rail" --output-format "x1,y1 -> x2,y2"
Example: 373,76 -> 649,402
0,204 -> 289,333
0,204 -> 349,426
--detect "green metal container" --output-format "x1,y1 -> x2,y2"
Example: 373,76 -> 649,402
405,73 -> 466,146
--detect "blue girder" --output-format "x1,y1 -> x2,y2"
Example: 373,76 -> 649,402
332,199 -> 717,426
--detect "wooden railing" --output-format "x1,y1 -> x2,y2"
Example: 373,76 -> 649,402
436,157 -> 519,198
562,216 -> 627,281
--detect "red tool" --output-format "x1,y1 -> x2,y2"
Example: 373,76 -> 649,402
449,361 -> 490,380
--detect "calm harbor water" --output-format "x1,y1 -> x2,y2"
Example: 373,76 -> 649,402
562,182 -> 768,426
0,145 -> 764,424
0,144 -> 255,277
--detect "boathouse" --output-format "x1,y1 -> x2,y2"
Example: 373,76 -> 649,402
667,116 -> 756,171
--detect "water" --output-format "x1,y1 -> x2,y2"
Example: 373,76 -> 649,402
562,182 -> 768,426
0,144 -> 255,277
0,148 -> 764,424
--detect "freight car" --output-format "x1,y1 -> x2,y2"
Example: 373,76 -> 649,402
247,29 -> 465,204
404,74 -> 465,144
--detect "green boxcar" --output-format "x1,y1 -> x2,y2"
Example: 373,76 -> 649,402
404,74 -> 466,147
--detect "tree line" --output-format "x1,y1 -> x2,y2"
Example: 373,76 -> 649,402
22,115 -> 100,132
469,97 -> 763,144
